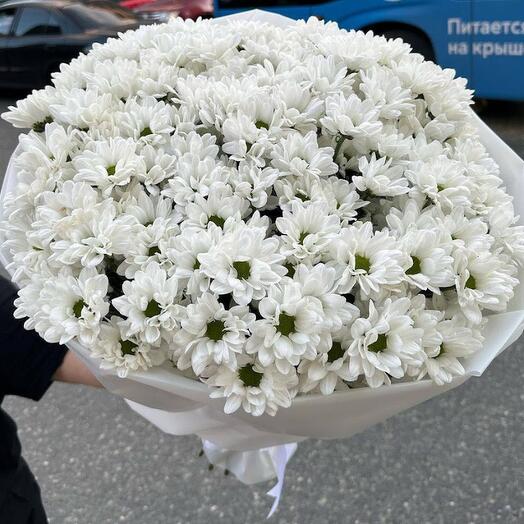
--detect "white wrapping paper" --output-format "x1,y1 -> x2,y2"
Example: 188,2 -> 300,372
1,10 -> 524,492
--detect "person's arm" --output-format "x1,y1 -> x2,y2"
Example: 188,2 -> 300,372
53,351 -> 101,388
0,274 -> 100,400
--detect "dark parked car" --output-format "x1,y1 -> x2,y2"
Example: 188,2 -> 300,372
0,0 -> 145,88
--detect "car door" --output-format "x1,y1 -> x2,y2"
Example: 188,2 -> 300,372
472,0 -> 524,100
7,5 -> 54,87
0,7 -> 16,85
38,8 -> 78,81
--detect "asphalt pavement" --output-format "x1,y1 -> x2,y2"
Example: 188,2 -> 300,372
1,95 -> 523,524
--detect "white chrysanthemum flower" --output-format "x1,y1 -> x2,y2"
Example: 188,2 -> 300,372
176,293 -> 255,374
183,185 -> 249,231
116,96 -> 175,143
317,177 -> 367,225
406,156 -> 471,212
293,264 -> 359,330
112,261 -> 181,344
229,162 -> 280,209
271,130 -> 338,179
300,54 -> 354,97
359,65 -> 415,120
73,138 -> 146,195
207,360 -> 297,417
297,329 -> 353,395
26,181 -> 99,248
347,298 -> 424,387
15,267 -> 109,345
246,281 -> 324,373
275,176 -> 365,226
453,250 -> 518,324
118,192 -> 181,277
277,83 -> 324,132
329,222 -> 406,297
161,132 -> 223,208
353,154 -> 409,197
487,204 -> 524,265
50,200 -> 136,267
84,57 -> 142,100
140,144 -> 177,191
321,93 -> 383,151
166,226 -> 221,298
277,202 -> 340,263
400,230 -> 454,293
385,198 -> 438,236
221,112 -> 272,161
120,218 -> 180,279
199,223 -> 286,306
49,88 -> 115,128
437,207 -> 491,252
416,316 -> 483,385
1,86 -> 58,130
14,122 -> 77,180
92,317 -> 167,378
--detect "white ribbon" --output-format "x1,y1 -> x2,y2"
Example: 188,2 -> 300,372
202,440 -> 297,518
265,443 -> 296,518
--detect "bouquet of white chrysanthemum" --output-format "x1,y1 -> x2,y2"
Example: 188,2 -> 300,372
2,10 -> 524,495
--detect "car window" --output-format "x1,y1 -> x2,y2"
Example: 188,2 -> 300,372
14,7 -> 52,36
0,8 -> 16,36
46,11 -> 64,35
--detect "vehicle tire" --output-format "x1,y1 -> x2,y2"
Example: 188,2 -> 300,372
375,29 -> 435,62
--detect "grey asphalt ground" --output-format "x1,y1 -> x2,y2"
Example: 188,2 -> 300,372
1,96 -> 523,524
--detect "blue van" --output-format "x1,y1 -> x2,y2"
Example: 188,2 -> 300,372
214,1 -> 524,101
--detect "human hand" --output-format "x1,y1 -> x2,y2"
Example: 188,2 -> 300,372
53,350 -> 102,388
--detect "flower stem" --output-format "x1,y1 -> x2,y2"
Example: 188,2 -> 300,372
334,134 -> 349,162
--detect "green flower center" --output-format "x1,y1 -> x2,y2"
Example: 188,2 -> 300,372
406,256 -> 422,275
368,333 -> 388,353
148,245 -> 160,257
433,344 -> 445,359
354,254 -> 371,272
106,164 -> 116,176
298,231 -> 309,244
208,215 -> 225,228
140,126 -> 153,137
277,313 -> 296,337
296,192 -> 309,202
32,116 -> 53,133
327,341 -> 345,363
144,299 -> 161,318
205,319 -> 226,341
193,258 -> 201,270
437,184 -> 445,192
255,120 -> 268,130
73,299 -> 86,318
233,260 -> 251,280
465,274 -> 477,289
284,262 -> 295,278
120,339 -> 138,356
238,363 -> 263,388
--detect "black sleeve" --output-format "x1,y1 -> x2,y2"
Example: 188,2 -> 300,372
0,274 -> 67,401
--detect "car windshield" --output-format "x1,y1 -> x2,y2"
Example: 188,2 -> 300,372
64,3 -> 138,28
